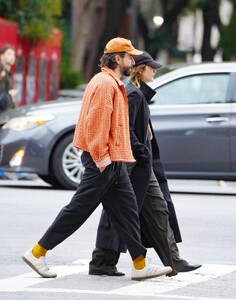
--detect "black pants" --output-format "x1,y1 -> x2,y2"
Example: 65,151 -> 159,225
94,170 -> 187,273
39,151 -> 146,260
140,171 -> 187,272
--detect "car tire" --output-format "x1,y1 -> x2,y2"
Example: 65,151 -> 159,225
51,133 -> 84,190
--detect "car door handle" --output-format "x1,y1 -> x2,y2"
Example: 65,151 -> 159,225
205,117 -> 229,123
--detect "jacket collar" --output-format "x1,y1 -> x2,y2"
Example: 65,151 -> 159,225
140,81 -> 156,104
101,66 -> 124,87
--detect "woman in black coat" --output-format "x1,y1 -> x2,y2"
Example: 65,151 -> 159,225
0,64 -> 16,112
89,51 -> 201,276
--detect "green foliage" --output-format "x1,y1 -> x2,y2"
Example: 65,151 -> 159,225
0,0 -> 62,42
60,68 -> 84,89
58,21 -> 84,88
188,0 -> 213,10
0,0 -> 81,87
220,7 -> 236,60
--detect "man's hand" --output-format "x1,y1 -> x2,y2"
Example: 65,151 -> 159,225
9,89 -> 18,97
99,166 -> 107,173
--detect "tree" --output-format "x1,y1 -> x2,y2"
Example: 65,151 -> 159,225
0,0 -> 62,42
189,0 -> 222,61
0,0 -> 80,89
188,0 -> 236,61
147,0 -> 190,63
219,0 -> 236,60
71,0 -> 130,81
151,0 -> 235,62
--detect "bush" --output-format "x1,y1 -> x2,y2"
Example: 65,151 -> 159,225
60,69 -> 84,89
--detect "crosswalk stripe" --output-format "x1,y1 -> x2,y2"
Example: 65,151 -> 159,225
0,260 -> 235,299
15,289 -> 236,300
0,259 -> 89,292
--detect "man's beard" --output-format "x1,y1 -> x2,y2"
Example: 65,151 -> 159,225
120,65 -> 132,77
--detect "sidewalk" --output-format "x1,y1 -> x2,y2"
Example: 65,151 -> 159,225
1,175 -> 236,194
168,179 -> 236,194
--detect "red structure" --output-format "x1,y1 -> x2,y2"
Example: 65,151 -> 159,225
0,18 -> 18,48
0,18 -> 61,106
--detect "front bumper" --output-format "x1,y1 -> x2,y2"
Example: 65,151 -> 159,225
0,126 -> 55,174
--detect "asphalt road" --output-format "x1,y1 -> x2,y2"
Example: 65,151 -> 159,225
0,179 -> 236,300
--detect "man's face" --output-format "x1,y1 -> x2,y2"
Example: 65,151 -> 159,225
119,53 -> 135,77
1,49 -> 16,67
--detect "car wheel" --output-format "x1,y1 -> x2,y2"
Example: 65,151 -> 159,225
51,133 -> 84,190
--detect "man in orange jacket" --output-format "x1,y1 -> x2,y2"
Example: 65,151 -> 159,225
22,37 -> 172,281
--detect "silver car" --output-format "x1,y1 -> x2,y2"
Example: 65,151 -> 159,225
150,62 -> 236,180
0,62 -> 236,189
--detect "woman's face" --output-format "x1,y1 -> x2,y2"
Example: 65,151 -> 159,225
141,65 -> 156,83
1,49 -> 16,67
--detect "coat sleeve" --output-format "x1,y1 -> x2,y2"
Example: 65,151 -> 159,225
86,83 -> 113,168
128,90 -> 149,156
0,90 -> 15,112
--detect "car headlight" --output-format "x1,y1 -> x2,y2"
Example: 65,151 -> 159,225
2,114 -> 55,131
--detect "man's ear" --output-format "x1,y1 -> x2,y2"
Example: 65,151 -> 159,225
115,54 -> 122,65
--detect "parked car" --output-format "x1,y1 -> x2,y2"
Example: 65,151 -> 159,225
0,62 -> 236,189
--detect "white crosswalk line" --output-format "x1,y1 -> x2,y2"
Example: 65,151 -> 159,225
0,260 -> 89,292
111,264 -> 236,296
0,261 -> 235,299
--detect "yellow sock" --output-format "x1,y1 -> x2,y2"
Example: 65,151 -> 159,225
32,243 -> 48,259
133,254 -> 146,270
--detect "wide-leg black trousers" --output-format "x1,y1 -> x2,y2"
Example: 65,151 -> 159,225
38,151 -> 146,260
140,170 -> 187,272
95,170 -> 187,272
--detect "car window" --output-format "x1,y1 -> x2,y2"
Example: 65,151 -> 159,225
153,73 -> 230,105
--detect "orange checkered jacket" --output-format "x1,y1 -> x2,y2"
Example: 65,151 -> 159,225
73,66 -> 135,168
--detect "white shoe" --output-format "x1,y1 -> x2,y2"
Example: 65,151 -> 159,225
131,264 -> 172,281
22,248 -> 57,278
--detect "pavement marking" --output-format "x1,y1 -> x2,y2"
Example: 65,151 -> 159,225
0,259 -> 89,292
0,261 -> 235,299
12,289 -> 236,300
111,264 -> 236,297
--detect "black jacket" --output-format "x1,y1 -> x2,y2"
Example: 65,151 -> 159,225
126,81 -> 152,159
126,81 -> 182,243
0,88 -> 15,112
126,82 -> 153,215
0,63 -> 16,112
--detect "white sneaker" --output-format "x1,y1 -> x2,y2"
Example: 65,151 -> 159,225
22,248 -> 57,278
131,265 -> 172,281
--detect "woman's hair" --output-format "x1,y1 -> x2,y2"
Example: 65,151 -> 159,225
99,52 -> 125,69
0,44 -> 14,55
130,64 -> 146,88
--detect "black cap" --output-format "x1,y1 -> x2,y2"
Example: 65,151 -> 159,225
134,51 -> 162,69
